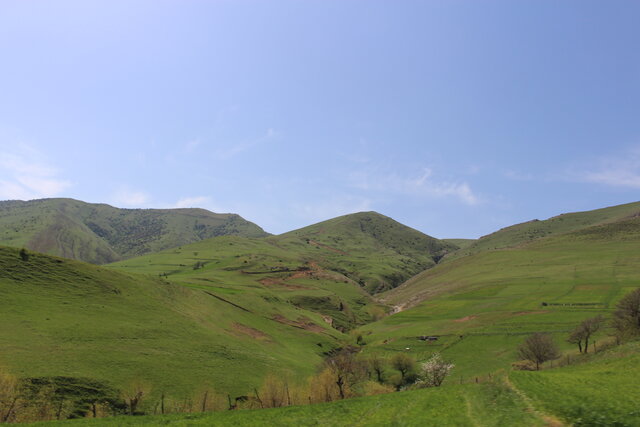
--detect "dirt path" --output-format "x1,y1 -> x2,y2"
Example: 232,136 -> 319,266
503,375 -> 565,427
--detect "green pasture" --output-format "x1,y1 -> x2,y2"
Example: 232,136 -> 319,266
363,217 -> 640,378
511,341 -> 640,426
27,380 -> 543,426
0,246 -> 344,398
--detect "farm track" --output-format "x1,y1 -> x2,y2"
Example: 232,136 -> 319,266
503,375 -> 565,427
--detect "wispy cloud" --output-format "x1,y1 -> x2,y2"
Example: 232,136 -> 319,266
0,144 -> 71,200
577,146 -> 640,189
173,196 -> 211,209
349,168 -> 480,205
185,138 -> 201,153
214,128 -> 280,160
504,170 -> 535,181
112,187 -> 151,207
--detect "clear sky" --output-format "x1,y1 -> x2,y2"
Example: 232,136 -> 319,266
1,0 -> 639,238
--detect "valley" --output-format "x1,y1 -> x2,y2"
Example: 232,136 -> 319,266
0,199 -> 639,425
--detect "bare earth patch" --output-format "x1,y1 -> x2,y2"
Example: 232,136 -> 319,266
231,323 -> 272,341
272,314 -> 325,333
454,315 -> 478,323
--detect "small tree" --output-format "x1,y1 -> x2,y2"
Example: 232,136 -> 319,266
391,353 -> 415,381
19,248 -> 29,262
612,288 -> 640,341
415,353 -> 454,388
518,333 -> 560,370
367,354 -> 387,384
324,347 -> 366,400
567,315 -> 604,353
122,380 -> 151,415
390,353 -> 417,390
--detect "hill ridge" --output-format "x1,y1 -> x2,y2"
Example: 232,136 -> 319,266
0,198 -> 269,264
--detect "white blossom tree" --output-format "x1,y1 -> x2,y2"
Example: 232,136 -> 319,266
415,353 -> 454,388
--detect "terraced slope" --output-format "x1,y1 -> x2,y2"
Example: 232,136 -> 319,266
445,201 -> 640,261
109,235 -> 381,332
0,198 -> 268,264
273,212 -> 459,293
0,245 -> 343,398
360,215 -> 640,379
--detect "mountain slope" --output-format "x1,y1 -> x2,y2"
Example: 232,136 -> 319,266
445,201 -> 640,261
0,245 -> 342,397
359,212 -> 640,379
271,212 -> 458,293
0,198 -> 268,264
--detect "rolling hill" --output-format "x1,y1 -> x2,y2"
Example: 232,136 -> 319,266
0,245 -> 348,399
0,198 -> 268,264
444,200 -> 640,262
272,211 -> 459,293
359,210 -> 640,380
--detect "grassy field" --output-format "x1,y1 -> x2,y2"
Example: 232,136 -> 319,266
511,341 -> 640,426
0,245 -> 347,399
359,216 -> 640,380
0,198 -> 268,264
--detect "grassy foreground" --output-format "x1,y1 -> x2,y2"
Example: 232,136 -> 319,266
25,380 -> 542,426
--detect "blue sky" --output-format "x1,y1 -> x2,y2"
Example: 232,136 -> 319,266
1,0 -> 639,238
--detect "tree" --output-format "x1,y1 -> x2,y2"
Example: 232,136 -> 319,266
19,248 -> 29,262
390,353 -> 417,390
367,354 -> 387,384
121,380 -> 151,415
324,347 -> 366,400
612,288 -> 640,341
518,333 -> 560,370
415,353 -> 454,388
567,315 -> 604,353
390,353 -> 415,381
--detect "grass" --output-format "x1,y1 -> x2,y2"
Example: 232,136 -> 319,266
0,245 -> 344,399
359,216 -> 640,379
445,200 -> 640,262
273,211 -> 458,293
25,380 -> 543,426
511,341 -> 640,426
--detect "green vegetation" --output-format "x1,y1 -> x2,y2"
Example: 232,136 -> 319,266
511,341 -> 640,426
3,200 -> 640,425
0,198 -> 268,264
445,201 -> 640,262
274,211 -> 458,293
0,245 -> 344,401
364,215 -> 640,380
24,380 -> 543,426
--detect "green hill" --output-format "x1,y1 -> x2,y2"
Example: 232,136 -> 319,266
445,201 -> 640,262
0,245 -> 346,399
0,198 -> 268,264
272,212 -> 459,293
360,213 -> 640,380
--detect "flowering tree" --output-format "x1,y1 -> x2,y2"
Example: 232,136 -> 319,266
415,353 -> 454,388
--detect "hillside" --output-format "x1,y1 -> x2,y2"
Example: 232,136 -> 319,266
272,212 -> 459,293
359,213 -> 640,380
445,201 -> 640,261
34,341 -> 640,426
0,198 -> 268,264
0,245 -> 345,399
